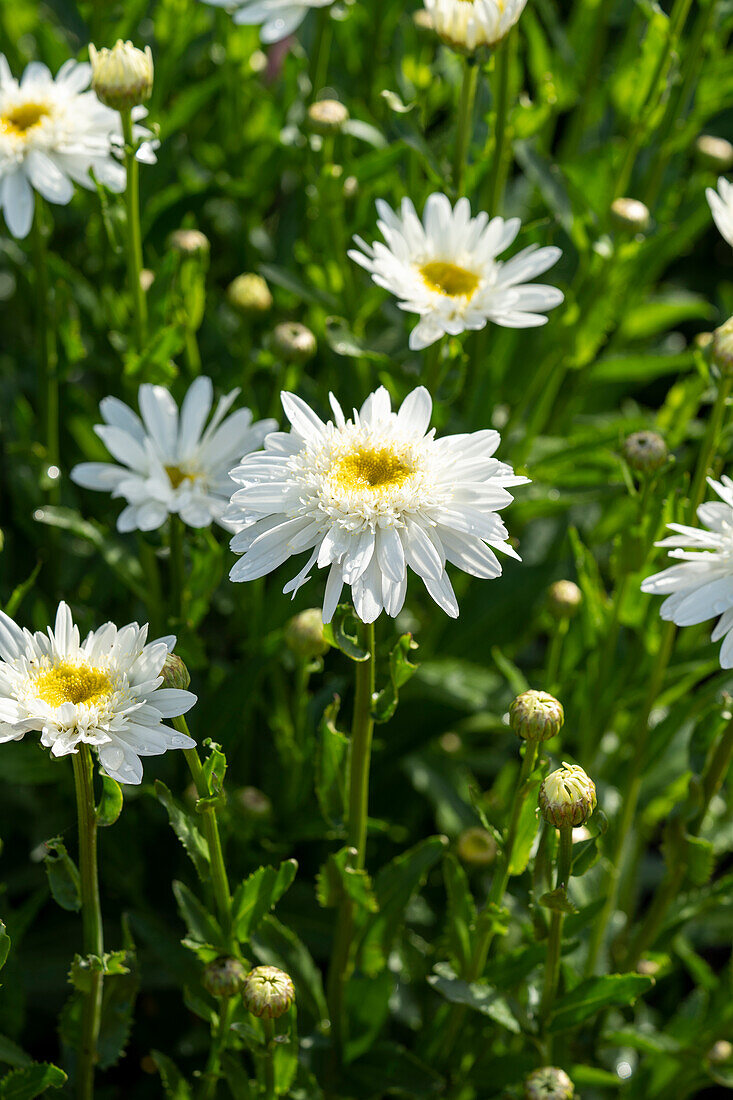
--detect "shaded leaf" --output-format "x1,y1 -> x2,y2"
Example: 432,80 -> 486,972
96,774 -> 123,828
316,847 -> 378,912
231,860 -> 298,943
372,634 -> 419,724
428,963 -> 521,1033
0,1064 -> 66,1099
154,781 -> 210,883
42,838 -> 81,913
549,974 -> 655,1032
316,696 -> 348,828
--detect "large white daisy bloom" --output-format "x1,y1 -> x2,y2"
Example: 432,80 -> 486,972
71,377 -> 277,533
226,386 -> 528,624
0,602 -> 196,784
200,0 -> 332,44
641,476 -> 733,668
706,177 -> 733,248
348,194 -> 564,351
0,54 -> 154,240
424,0 -> 527,52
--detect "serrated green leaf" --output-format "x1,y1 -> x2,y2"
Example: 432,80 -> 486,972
549,974 -> 655,1032
98,947 -> 138,1071
428,963 -> 521,1033
231,860 -> 298,944
154,781 -> 210,882
96,774 -> 123,828
0,1063 -> 66,1099
372,634 -> 419,724
151,1051 -> 193,1100
172,881 -> 226,951
539,886 -> 578,913
316,696 -> 348,828
316,847 -> 378,912
0,1038 -> 29,1070
42,838 -> 81,913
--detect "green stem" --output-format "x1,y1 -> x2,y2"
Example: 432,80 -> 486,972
327,621 -> 376,1057
168,515 -> 185,631
540,827 -> 573,1024
184,327 -> 202,374
263,1016 -> 276,1100
200,997 -> 235,1100
688,375 -> 733,520
121,109 -> 147,349
71,746 -> 104,1100
453,59 -> 479,198
30,202 -> 59,501
544,621 -> 568,695
483,35 -> 512,216
309,7 -> 333,99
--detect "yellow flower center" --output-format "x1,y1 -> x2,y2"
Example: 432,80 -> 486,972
35,662 -> 112,708
420,260 -> 480,299
331,447 -> 412,492
0,102 -> 50,139
165,465 -> 198,489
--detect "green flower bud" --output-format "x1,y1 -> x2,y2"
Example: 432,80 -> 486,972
168,228 -> 210,258
696,134 -> 733,172
284,608 -> 330,659
227,273 -> 273,315
89,40 -> 153,112
161,652 -> 190,691
713,317 -> 733,376
539,764 -> 596,829
547,580 -> 582,621
307,99 -> 349,134
242,965 -> 295,1019
610,197 -> 650,233
622,430 -> 668,475
272,322 -> 317,364
457,827 -> 496,868
203,957 -> 247,999
524,1066 -> 575,1100
509,690 -> 564,742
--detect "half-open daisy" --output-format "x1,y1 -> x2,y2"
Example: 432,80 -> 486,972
0,54 -> 153,239
71,377 -> 277,533
0,602 -> 196,784
200,0 -> 333,44
641,476 -> 733,667
349,193 -> 563,351
226,385 -> 527,623
424,0 -> 527,52
706,177 -> 733,248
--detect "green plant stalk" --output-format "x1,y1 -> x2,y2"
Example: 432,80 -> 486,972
483,34 -> 512,216
201,997 -> 236,1100
168,515 -> 185,631
121,109 -> 147,349
540,827 -> 573,1022
688,375 -> 733,520
31,202 -> 59,501
453,58 -> 479,198
544,620 -> 568,695
263,1016 -> 276,1100
309,7 -> 333,98
71,746 -> 104,1100
184,326 -> 202,374
327,621 -> 376,1056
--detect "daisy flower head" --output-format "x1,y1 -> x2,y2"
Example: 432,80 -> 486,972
226,385 -> 528,624
0,602 -> 196,784
348,193 -> 564,351
0,54 -> 154,240
706,177 -> 733,248
200,0 -> 333,44
424,0 -> 527,53
71,377 -> 277,533
641,476 -> 733,667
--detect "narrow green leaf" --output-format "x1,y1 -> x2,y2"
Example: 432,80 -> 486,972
151,1051 -> 193,1100
507,768 -> 543,876
316,696 -> 348,828
443,855 -> 476,974
0,1064 -> 67,1099
154,781 -> 210,883
42,838 -> 81,913
549,974 -> 655,1032
172,881 -> 225,951
0,1038 -> 30,1070
428,963 -> 521,1033
316,847 -> 378,912
231,860 -> 298,944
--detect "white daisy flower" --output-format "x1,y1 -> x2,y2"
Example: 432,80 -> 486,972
348,193 -> 564,351
424,0 -> 527,52
0,602 -> 196,785
200,0 -> 333,44
641,476 -> 733,668
706,176 -> 733,248
226,385 -> 528,624
71,377 -> 278,533
0,54 -> 154,239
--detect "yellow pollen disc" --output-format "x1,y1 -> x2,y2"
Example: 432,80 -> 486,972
35,662 -> 112,708
420,260 -> 480,299
332,447 -> 412,492
1,102 -> 50,138
165,465 -> 197,489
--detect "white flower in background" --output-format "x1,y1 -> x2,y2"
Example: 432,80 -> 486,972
641,476 -> 733,667
0,54 -> 155,240
71,377 -> 277,533
706,177 -> 733,247
349,193 -> 563,351
226,386 -> 527,623
0,602 -> 196,784
89,40 -> 154,111
424,0 -> 527,52
200,0 -> 333,44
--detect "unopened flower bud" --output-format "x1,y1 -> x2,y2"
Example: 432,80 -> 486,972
457,827 -> 496,868
242,965 -> 295,1018
227,273 -> 273,314
343,175 -> 358,200
636,958 -> 661,977
539,763 -> 596,829
610,197 -> 650,233
622,430 -> 668,475
509,690 -> 564,742
713,317 -> 733,375
90,40 -> 153,111
272,322 -> 317,364
140,268 -> 154,293
708,1040 -> 732,1065
696,135 -> 733,172
307,99 -> 349,134
284,608 -> 330,659
238,786 -> 272,820
694,331 -> 713,351
168,228 -> 210,258
524,1066 -> 575,1100
547,580 -> 582,621
203,957 -> 246,999
161,652 -> 190,691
